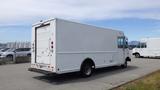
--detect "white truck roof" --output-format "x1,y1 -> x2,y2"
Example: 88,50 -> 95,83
32,18 -> 124,34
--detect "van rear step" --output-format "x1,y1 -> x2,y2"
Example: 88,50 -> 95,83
28,68 -> 56,75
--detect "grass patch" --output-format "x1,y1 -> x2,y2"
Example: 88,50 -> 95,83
113,70 -> 160,90
0,58 -> 14,65
15,56 -> 31,63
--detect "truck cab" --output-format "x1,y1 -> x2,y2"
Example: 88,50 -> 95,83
117,36 -> 131,63
132,42 -> 147,58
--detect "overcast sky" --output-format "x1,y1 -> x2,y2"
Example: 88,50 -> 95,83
0,0 -> 160,42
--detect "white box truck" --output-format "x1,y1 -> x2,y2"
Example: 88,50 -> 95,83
132,38 -> 160,58
29,18 -> 131,77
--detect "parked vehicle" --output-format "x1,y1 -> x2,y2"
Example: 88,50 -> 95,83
0,48 -> 10,52
132,38 -> 160,58
29,18 -> 131,77
0,48 -> 31,60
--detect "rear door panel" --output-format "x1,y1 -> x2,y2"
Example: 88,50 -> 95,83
36,23 -> 51,64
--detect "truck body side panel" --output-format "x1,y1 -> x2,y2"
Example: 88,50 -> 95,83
55,19 -> 125,74
31,18 -> 129,74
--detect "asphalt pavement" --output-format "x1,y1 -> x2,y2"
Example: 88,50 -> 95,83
0,57 -> 160,90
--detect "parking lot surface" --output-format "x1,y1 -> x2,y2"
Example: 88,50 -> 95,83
0,58 -> 160,90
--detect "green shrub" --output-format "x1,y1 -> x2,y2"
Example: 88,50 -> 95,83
15,56 -> 31,63
0,56 -> 31,65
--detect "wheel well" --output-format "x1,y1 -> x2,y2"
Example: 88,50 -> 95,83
80,58 -> 95,70
27,53 -> 31,56
125,57 -> 131,62
7,54 -> 13,57
134,52 -> 140,55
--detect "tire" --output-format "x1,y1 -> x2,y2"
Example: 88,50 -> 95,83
80,62 -> 94,77
7,55 -> 13,61
135,53 -> 140,58
121,61 -> 127,68
27,54 -> 31,57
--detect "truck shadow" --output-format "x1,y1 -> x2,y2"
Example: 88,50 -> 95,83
140,57 -> 160,59
33,65 -> 138,85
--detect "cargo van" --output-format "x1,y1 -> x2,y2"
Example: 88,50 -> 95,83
29,18 -> 131,77
132,38 -> 160,58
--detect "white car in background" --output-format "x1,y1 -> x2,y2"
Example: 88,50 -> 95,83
0,48 -> 31,60
0,48 -> 10,52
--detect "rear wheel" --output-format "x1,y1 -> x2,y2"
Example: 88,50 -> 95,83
135,53 -> 140,58
80,62 -> 94,77
27,54 -> 31,57
7,55 -> 13,61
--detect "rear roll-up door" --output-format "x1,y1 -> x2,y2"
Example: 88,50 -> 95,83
35,23 -> 50,64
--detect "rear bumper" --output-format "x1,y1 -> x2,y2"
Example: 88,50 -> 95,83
28,68 -> 56,75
